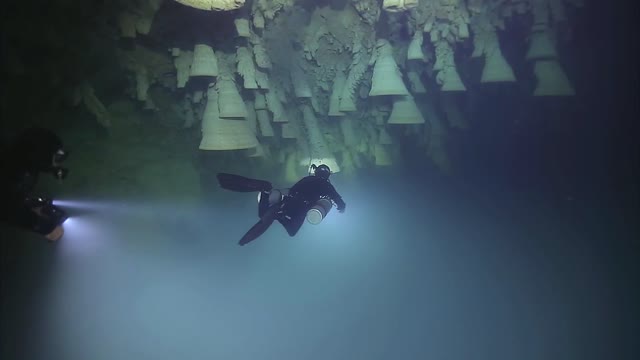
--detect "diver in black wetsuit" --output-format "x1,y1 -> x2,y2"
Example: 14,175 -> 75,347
217,164 -> 346,246
0,128 -> 70,241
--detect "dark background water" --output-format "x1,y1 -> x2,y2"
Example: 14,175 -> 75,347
1,1 -> 638,359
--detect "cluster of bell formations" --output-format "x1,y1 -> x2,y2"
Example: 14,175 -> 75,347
76,0 -> 583,178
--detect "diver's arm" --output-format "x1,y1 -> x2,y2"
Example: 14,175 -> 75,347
0,202 -> 58,236
335,197 -> 346,212
18,205 -> 58,235
326,184 -> 346,212
1,172 -> 52,235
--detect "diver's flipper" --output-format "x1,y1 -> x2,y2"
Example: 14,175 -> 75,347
217,173 -> 273,193
238,206 -> 279,246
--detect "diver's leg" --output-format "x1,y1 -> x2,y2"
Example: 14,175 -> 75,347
258,189 -> 283,218
279,212 -> 306,237
276,199 -> 306,237
216,173 -> 273,193
239,205 -> 280,246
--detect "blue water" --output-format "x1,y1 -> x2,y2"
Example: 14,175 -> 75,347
2,171 -> 635,360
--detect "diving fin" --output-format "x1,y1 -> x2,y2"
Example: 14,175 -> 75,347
238,205 -> 279,246
217,173 -> 273,193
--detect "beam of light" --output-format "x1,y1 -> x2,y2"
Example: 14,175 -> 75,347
57,215 -> 109,256
50,197 -> 215,258
49,199 -> 119,256
51,199 -> 156,221
52,199 -> 120,211
52,198 -> 208,217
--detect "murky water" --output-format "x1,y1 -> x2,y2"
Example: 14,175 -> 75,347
2,175 -> 633,360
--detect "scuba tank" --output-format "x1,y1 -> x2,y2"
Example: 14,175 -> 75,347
257,188 -> 333,225
306,198 -> 333,225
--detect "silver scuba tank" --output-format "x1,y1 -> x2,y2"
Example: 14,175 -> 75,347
306,198 -> 333,225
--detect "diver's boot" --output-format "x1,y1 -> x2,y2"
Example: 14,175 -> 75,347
217,173 -> 273,193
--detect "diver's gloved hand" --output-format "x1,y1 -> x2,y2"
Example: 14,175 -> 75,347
338,205 -> 346,214
45,225 -> 64,242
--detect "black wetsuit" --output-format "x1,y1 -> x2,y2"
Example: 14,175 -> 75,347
217,171 -> 346,245
263,175 -> 346,237
0,128 -> 64,235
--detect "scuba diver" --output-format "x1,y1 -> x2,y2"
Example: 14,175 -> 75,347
0,127 -> 70,241
217,164 -> 346,246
